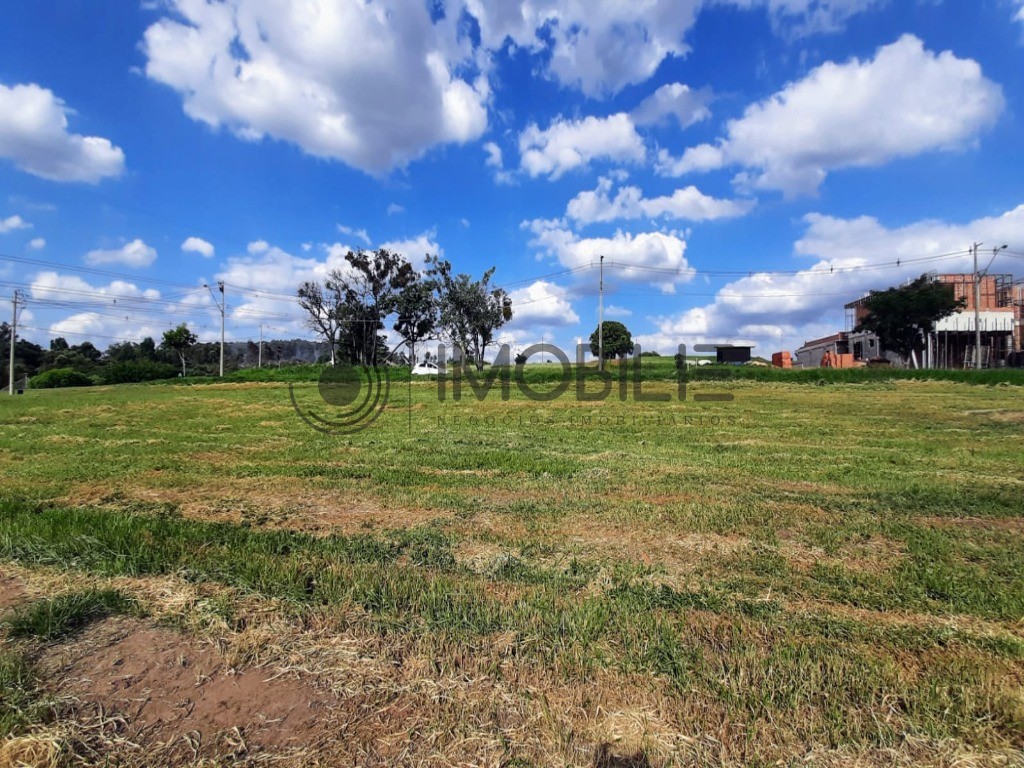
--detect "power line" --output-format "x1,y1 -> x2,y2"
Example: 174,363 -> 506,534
6,243 -> 1017,342
0,253 -> 202,290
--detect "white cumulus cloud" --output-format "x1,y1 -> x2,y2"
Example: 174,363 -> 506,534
637,202 -> 1024,354
181,236 -> 215,258
506,280 -> 580,329
631,83 -> 712,128
0,82 -> 125,183
465,1 -> 882,96
84,239 -> 158,268
658,36 -> 1004,196
524,218 -> 694,293
215,241 -> 358,339
566,177 -> 755,224
465,1 -> 702,96
0,215 -> 31,234
519,113 -> 646,180
28,238 -> 46,251
142,0 -> 489,175
378,231 -> 443,270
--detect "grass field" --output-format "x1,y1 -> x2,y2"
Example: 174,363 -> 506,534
1,373 -> 1022,766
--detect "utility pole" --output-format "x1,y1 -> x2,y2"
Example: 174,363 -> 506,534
972,243 -> 983,369
258,324 -> 263,369
598,255 -> 605,372
218,281 -> 225,377
204,281 -> 226,377
8,290 -> 19,395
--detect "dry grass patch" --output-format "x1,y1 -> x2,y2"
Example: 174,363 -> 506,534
61,479 -> 449,535
0,732 -> 63,768
557,519 -> 749,573
779,532 -> 906,576
917,516 -> 1024,535
785,599 -> 1024,640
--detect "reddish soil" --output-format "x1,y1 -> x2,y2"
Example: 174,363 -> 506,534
0,571 -> 27,613
43,618 -> 340,763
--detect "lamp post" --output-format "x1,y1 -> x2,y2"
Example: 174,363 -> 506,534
973,243 -> 1008,368
598,255 -> 604,372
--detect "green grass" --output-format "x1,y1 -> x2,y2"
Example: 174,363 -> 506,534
1,376 -> 1022,760
0,650 -> 47,738
4,589 -> 139,642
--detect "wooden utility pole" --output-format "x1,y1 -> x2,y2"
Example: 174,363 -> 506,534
8,290 -> 20,395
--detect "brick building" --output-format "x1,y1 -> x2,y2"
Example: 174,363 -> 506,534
843,273 -> 1017,368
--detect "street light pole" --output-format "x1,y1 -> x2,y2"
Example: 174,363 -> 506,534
219,281 -> 225,378
973,242 -> 982,369
598,255 -> 604,372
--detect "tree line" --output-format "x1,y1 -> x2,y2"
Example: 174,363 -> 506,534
2,248 -> 515,386
0,323 -> 327,387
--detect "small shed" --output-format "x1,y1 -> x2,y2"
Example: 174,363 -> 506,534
713,345 -> 753,364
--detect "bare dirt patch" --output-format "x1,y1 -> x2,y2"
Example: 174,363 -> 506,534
40,617 -> 340,763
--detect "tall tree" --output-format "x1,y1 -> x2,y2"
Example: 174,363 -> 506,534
138,336 -> 158,361
162,323 -> 198,377
338,248 -> 415,365
297,275 -> 346,366
299,248 -> 416,366
393,278 -> 438,368
590,321 -> 634,359
427,257 -> 512,371
854,274 -> 964,367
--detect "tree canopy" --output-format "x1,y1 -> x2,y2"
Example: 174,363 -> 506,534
393,279 -> 438,368
427,256 -> 511,371
590,321 -> 634,360
854,274 -> 964,366
298,248 -> 420,366
162,323 -> 198,376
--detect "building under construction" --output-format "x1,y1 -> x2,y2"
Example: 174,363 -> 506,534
796,273 -> 1023,369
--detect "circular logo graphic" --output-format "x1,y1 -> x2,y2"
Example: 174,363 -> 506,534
289,364 -> 390,435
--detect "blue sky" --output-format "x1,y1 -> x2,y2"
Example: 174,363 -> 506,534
1,0 -> 1023,357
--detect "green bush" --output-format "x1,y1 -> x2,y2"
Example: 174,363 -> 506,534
30,368 -> 93,389
99,360 -> 179,384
